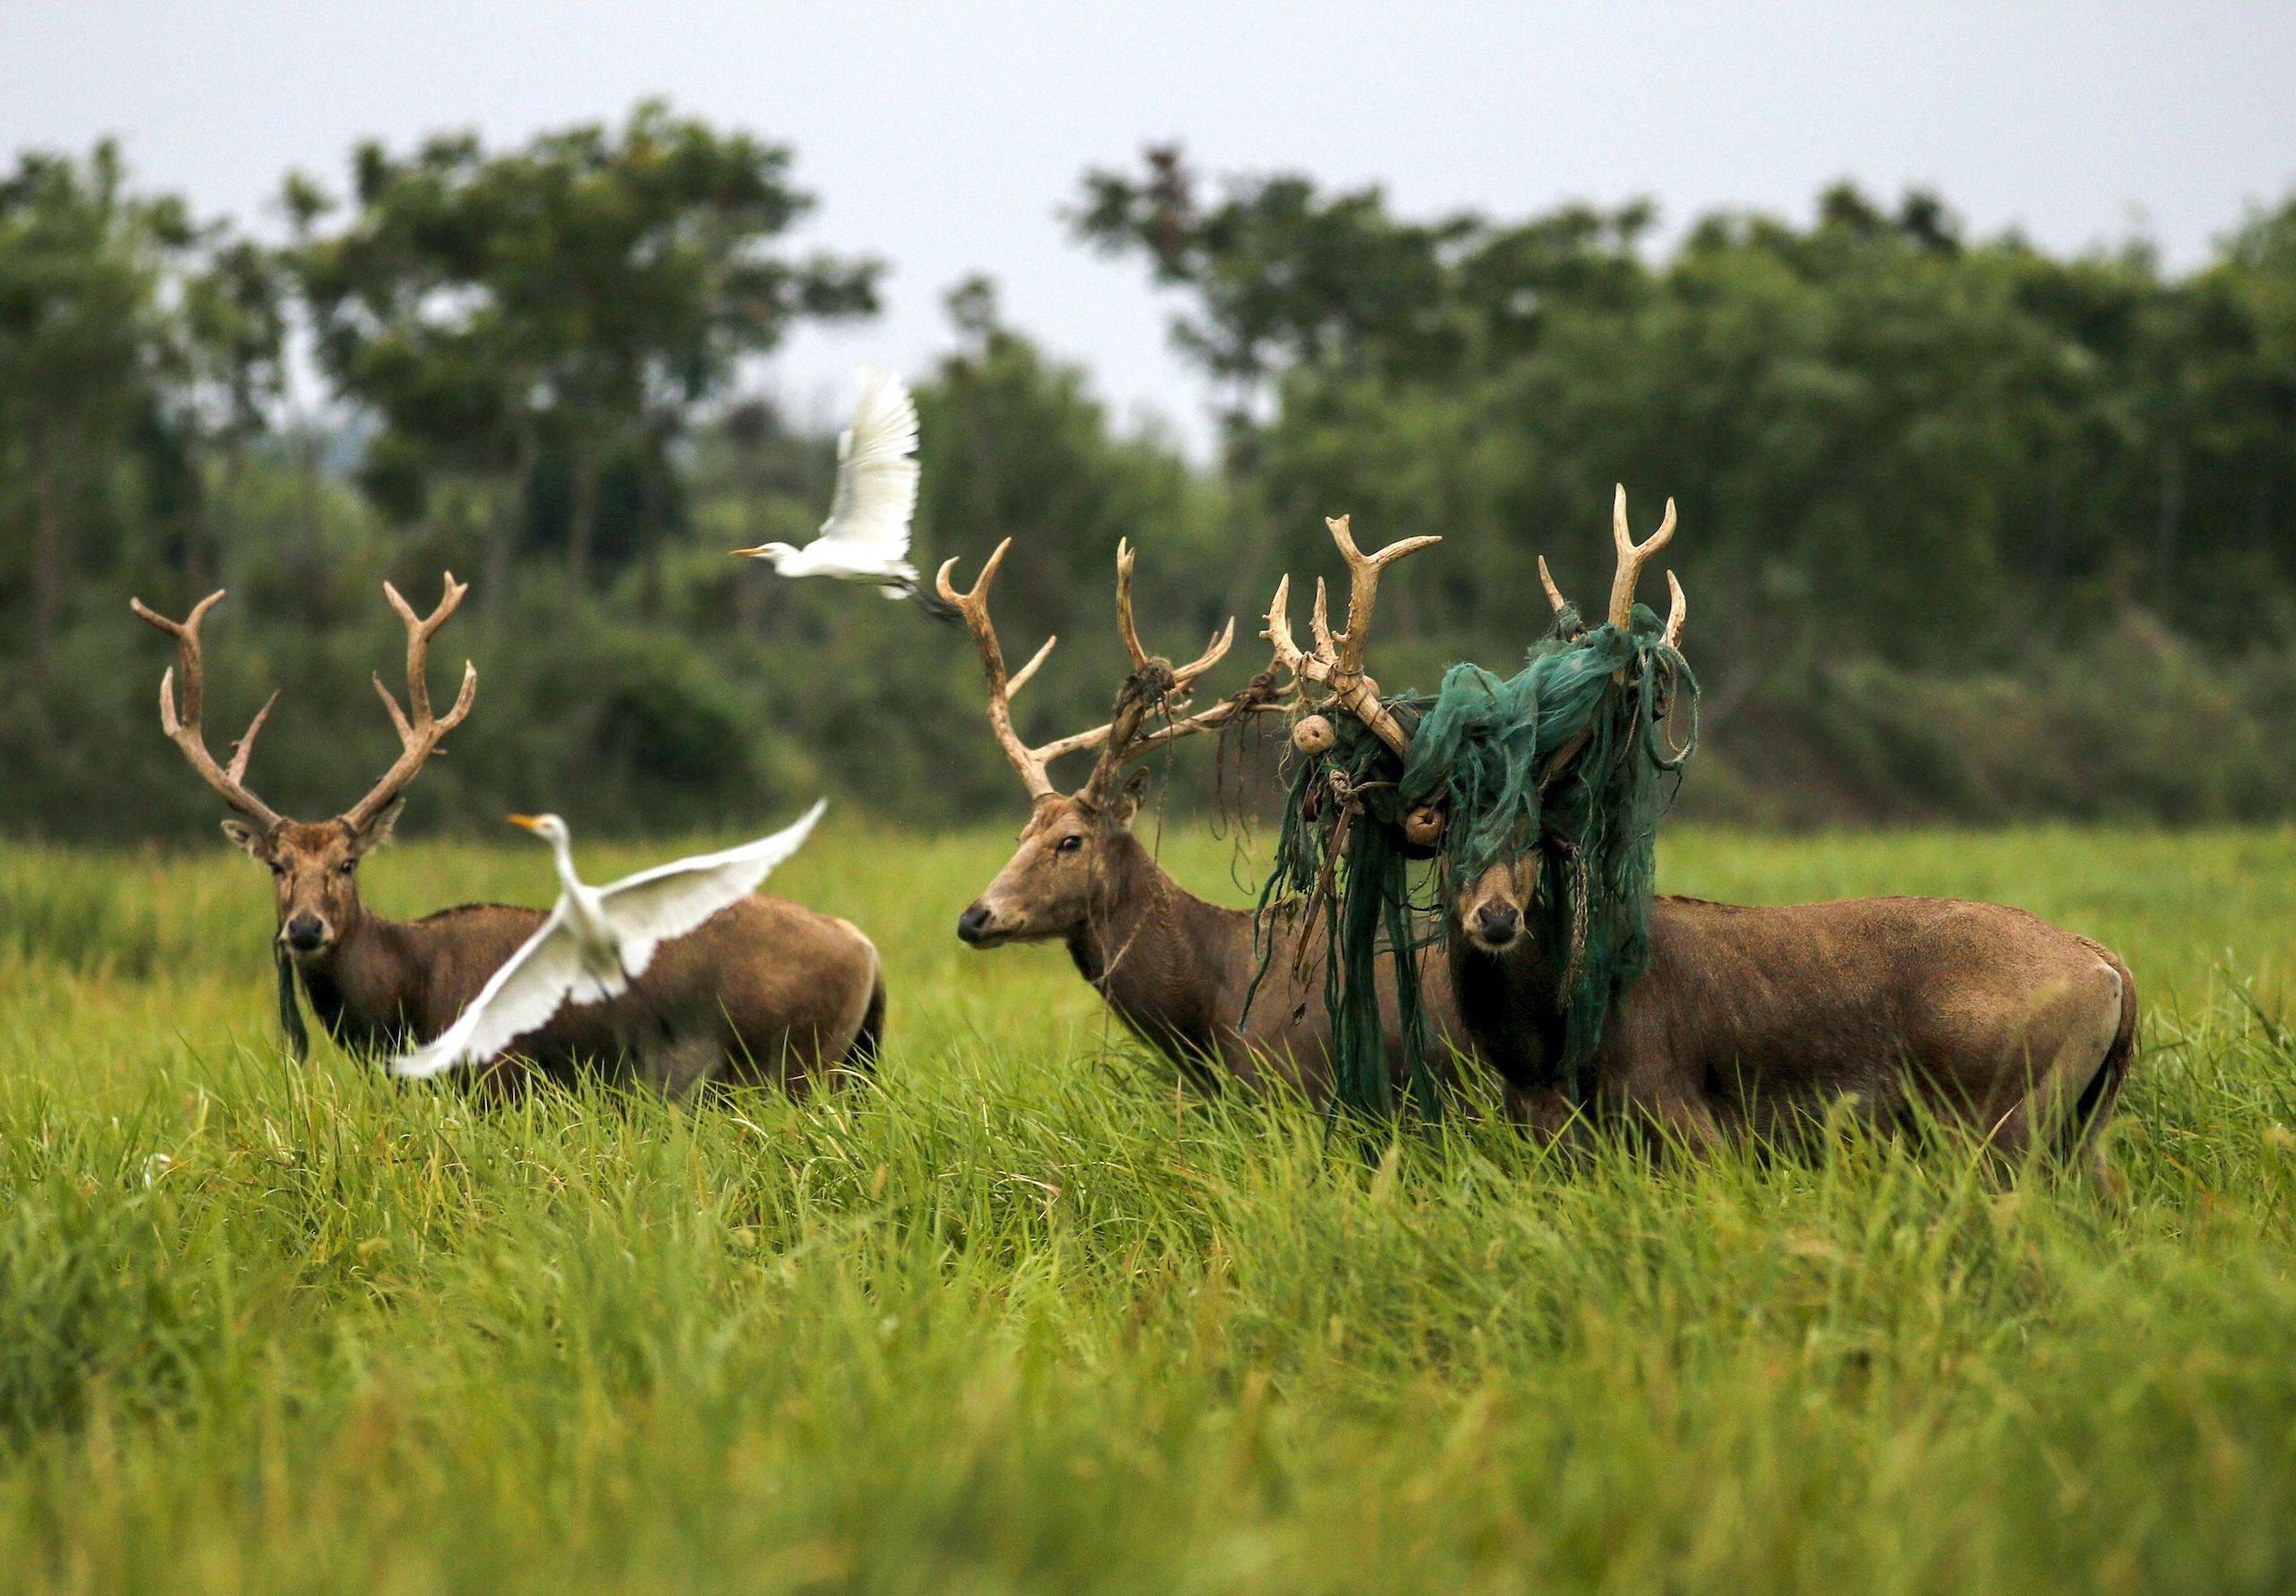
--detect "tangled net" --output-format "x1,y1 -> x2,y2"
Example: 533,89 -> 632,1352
1250,598 -> 1698,1117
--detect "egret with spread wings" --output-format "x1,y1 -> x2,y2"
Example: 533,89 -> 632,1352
393,802 -> 827,1079
732,367 -> 955,618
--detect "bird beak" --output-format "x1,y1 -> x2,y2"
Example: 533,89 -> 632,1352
507,814 -> 542,832
729,546 -> 767,558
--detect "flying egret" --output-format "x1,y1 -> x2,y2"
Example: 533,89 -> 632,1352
731,367 -> 956,620
393,801 -> 827,1080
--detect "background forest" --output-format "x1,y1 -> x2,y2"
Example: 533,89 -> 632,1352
5,107 -> 2294,839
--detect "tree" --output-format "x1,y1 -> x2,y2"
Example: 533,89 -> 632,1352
164,237 -> 289,592
283,101 -> 881,601
0,142 -> 192,681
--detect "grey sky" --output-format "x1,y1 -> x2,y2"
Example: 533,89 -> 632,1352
4,1 -> 2292,454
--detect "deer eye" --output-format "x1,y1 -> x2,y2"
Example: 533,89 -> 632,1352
1054,834 -> 1084,854
268,861 -> 286,877
337,861 -> 356,875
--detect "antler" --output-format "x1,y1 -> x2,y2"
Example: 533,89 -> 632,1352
1535,490 -> 1692,790
937,539 -> 1063,802
131,590 -> 287,831
338,574 -> 478,832
1076,538 -> 1253,802
1607,483 -> 1676,631
1263,515 -> 1439,756
1535,489 -> 1687,644
940,538 -> 1274,806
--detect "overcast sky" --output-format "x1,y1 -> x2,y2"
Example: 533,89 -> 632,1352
4,1 -> 2292,454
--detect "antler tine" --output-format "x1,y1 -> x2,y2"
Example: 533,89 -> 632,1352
1607,484 -> 1677,631
130,590 -> 287,831
1171,616 -> 1236,686
1664,570 -> 1687,648
1007,634 -> 1057,699
1112,538 -> 1150,672
1309,577 -> 1336,661
1538,556 -> 1570,618
225,692 -> 281,785
1264,574 -> 1305,674
936,540 -> 1059,802
1326,515 -> 1440,676
340,573 -> 480,830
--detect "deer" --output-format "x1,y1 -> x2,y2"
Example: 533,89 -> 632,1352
131,576 -> 885,1096
1296,489 -> 2137,1177
937,535 -> 1467,1106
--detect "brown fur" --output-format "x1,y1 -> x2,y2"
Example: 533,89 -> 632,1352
232,814 -> 883,1096
959,791 -> 1464,1104
1452,855 -> 2137,1174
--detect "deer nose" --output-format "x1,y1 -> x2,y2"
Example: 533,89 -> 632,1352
284,914 -> 327,952
1474,902 -> 1520,946
956,905 -> 995,946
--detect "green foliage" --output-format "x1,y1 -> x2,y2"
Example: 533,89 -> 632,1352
283,100 -> 880,586
4,126 -> 2296,837
3,825 -> 2296,1590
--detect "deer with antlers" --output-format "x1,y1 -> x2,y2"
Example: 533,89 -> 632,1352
131,577 -> 885,1095
938,535 -> 1465,1101
1301,487 -> 2137,1174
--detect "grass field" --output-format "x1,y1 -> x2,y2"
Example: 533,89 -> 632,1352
4,820 -> 2296,1594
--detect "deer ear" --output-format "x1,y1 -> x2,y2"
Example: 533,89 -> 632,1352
1109,768 -> 1152,826
221,820 -> 271,859
349,798 -> 404,856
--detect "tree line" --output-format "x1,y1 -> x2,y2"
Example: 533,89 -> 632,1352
4,110 -> 2293,839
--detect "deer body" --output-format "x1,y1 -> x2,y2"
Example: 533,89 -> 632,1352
1266,485 -> 2138,1168
291,890 -> 882,1096
135,577 -> 884,1095
961,799 -> 1458,1102
939,539 -> 1464,1106
1451,878 -> 2135,1160
1432,491 -> 2135,1167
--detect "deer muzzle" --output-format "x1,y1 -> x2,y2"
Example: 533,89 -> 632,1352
956,902 -> 1010,948
283,913 -> 333,955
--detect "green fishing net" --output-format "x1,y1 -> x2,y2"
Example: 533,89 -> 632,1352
1250,600 -> 1698,1115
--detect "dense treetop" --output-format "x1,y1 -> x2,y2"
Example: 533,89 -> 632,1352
3,117 -> 2292,837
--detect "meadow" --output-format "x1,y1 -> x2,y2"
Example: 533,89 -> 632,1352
3,820 -> 2295,1594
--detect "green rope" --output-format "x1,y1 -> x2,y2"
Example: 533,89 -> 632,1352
1251,600 -> 1697,1115
1249,702 -> 1445,1119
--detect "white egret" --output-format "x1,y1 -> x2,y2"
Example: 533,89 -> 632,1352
393,801 -> 827,1079
731,367 -> 955,618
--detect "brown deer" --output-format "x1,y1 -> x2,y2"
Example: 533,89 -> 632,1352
131,576 -> 884,1095
1300,490 -> 2137,1175
939,536 -> 1465,1104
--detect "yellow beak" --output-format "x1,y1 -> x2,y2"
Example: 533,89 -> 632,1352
507,814 -> 543,832
729,546 -> 768,558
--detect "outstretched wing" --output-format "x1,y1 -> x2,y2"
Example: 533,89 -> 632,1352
393,906 -> 584,1079
595,799 -> 828,979
816,368 -> 919,558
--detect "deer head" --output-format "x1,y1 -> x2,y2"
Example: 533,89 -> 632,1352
1455,485 -> 1686,952
940,538 -> 1282,948
132,575 -> 477,961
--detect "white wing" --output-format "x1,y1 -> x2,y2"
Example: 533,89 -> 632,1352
815,368 -> 918,559
393,906 -> 587,1079
594,800 -> 827,980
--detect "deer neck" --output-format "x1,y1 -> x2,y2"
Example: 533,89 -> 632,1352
1447,895 -> 1570,1091
1064,833 -> 1248,1046
291,907 -> 431,1056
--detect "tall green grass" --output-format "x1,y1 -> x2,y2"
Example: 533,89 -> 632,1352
1,822 -> 2293,1593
